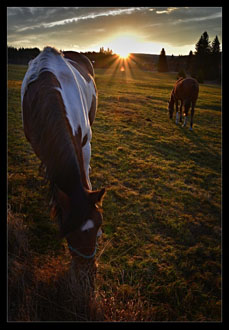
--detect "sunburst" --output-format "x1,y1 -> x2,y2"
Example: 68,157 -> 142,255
118,51 -> 130,60
108,34 -> 137,60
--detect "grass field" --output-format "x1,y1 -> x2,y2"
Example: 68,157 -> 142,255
8,64 -> 222,321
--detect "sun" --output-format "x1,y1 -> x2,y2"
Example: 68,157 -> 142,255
108,34 -> 138,60
118,50 -> 130,59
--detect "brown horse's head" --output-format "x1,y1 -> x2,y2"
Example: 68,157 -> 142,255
168,98 -> 175,119
53,187 -> 106,259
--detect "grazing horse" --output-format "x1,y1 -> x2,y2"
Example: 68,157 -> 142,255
168,77 -> 199,130
21,46 -> 105,260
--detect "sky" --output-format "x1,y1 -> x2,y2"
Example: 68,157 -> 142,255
7,7 -> 222,56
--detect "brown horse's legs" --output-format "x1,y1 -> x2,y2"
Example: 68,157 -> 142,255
179,100 -> 183,122
183,100 -> 191,127
176,111 -> 179,123
190,104 -> 195,130
175,101 -> 179,124
183,115 -> 188,127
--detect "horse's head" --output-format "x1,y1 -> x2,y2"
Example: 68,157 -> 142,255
54,187 -> 106,259
168,98 -> 175,119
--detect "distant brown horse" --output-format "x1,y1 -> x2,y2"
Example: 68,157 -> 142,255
168,77 -> 199,130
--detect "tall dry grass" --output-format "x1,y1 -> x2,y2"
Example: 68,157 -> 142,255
7,207 -> 104,321
8,207 -> 155,321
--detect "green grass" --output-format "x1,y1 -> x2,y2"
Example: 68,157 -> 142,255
8,64 -> 221,321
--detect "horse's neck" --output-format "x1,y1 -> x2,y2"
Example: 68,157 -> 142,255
54,181 -> 88,219
71,184 -> 88,206
170,90 -> 175,104
56,167 -> 86,201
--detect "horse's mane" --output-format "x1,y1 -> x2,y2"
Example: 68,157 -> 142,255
24,70 -> 91,233
23,71 -> 85,196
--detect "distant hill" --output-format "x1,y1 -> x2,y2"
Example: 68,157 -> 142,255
130,53 -> 188,72
7,46 -> 180,71
7,46 -> 205,78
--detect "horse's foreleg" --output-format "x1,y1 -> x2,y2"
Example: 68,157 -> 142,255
175,101 -> 179,124
183,99 -> 191,127
176,111 -> 179,124
179,100 -> 183,122
183,115 -> 188,127
190,103 -> 195,130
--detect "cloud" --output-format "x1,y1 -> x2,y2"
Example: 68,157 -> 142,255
156,7 -> 178,14
141,7 -> 222,46
12,7 -> 145,32
172,10 -> 222,25
7,7 -> 222,55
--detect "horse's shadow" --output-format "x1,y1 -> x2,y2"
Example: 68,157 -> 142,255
176,122 -> 221,173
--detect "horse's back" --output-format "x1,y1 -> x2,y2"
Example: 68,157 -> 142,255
22,47 -> 96,139
21,47 -> 97,193
174,77 -> 199,101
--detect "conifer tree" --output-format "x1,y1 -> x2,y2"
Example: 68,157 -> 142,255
211,36 -> 221,81
186,50 -> 194,74
211,35 -> 220,54
195,31 -> 211,56
195,31 -> 211,80
157,48 -> 168,72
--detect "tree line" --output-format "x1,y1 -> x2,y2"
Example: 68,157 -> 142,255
8,31 -> 221,82
7,45 -> 117,68
8,46 -> 40,65
157,31 -> 221,82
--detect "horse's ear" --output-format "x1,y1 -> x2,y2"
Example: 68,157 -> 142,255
89,188 -> 106,206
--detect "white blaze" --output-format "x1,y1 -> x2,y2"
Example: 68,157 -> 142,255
81,219 -> 94,232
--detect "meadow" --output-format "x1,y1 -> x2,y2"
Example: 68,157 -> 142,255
8,64 -> 221,321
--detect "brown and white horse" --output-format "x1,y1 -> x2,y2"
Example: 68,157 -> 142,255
21,46 -> 105,260
168,77 -> 199,130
